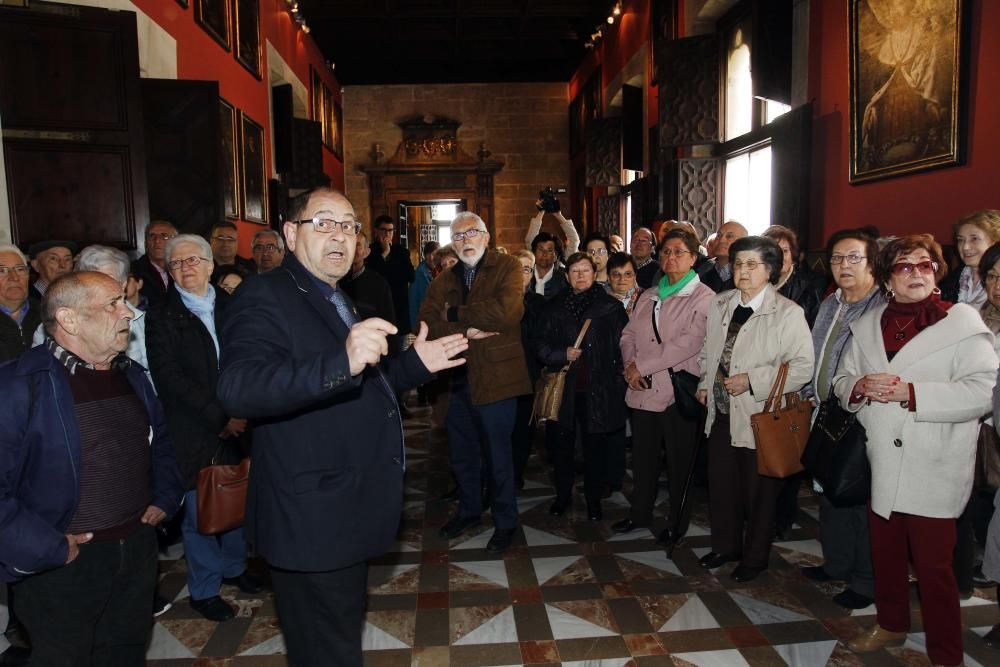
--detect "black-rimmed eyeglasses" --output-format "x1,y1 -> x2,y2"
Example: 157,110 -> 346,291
453,228 -> 486,242
167,256 -> 211,270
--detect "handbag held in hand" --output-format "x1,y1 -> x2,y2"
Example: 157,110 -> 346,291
196,452 -> 250,535
751,363 -> 812,478
532,319 -> 591,423
801,394 -> 871,507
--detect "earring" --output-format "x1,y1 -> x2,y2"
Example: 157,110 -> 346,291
932,286 -> 941,295
885,287 -> 895,300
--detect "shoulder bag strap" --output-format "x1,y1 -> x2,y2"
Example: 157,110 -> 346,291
763,363 -> 789,413
560,318 -> 592,372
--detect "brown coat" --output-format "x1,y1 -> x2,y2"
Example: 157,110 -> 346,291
419,250 -> 531,405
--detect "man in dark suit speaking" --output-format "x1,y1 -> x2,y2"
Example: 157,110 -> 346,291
217,187 -> 468,665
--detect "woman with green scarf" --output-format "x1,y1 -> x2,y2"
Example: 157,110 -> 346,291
614,229 -> 714,546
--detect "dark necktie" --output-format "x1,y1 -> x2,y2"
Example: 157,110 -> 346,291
463,265 -> 477,290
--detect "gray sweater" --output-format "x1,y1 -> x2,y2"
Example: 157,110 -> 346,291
804,286 -> 884,401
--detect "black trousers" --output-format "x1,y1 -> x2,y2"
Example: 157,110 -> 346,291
818,494 -> 875,597
552,394 -> 622,506
707,417 -> 783,569
270,561 -> 367,667
15,524 -> 158,667
512,393 -> 535,486
629,405 -> 697,531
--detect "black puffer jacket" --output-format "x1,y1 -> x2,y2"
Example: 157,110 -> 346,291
778,269 -> 823,326
535,286 -> 628,433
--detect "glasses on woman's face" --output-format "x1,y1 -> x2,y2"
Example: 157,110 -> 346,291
520,266 -> 533,275
610,270 -> 635,280
830,253 -> 866,265
660,249 -> 691,258
167,256 -> 211,271
732,260 -> 762,272
890,260 -> 938,276
588,248 -> 609,256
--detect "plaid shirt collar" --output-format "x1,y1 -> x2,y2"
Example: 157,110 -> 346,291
46,336 -> 130,375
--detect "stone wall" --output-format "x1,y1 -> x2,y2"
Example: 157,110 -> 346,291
343,83 -> 570,250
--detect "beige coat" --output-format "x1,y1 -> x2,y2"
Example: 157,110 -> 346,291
698,285 -> 814,448
834,303 -> 997,519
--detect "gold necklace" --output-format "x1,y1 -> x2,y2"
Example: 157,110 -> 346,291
892,317 -> 915,341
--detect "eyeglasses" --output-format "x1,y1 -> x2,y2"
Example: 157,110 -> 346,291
452,228 -> 486,242
986,272 -> 1000,284
292,217 -> 361,236
521,266 -> 533,274
632,239 -> 653,246
891,260 -> 938,275
253,244 -> 281,254
534,247 -> 556,256
588,248 -> 609,256
830,254 -> 866,265
609,271 -> 635,279
212,235 -> 237,243
732,260 -> 763,272
148,232 -> 177,242
0,265 -> 29,277
167,256 -> 211,270
660,249 -> 691,258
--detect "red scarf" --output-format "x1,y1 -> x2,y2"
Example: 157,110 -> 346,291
880,293 -> 953,356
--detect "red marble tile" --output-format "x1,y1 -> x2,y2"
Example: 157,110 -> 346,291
510,587 -> 543,604
420,550 -> 449,564
724,625 -> 770,648
622,632 -> 667,656
520,639 -> 560,664
417,591 -> 449,609
601,582 -> 635,599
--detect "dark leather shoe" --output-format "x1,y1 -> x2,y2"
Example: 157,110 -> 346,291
587,503 -> 603,521
439,514 -> 481,539
982,624 -> 1000,648
973,566 -> 996,588
800,565 -> 833,582
656,528 -> 675,548
549,499 -> 570,516
153,593 -> 173,617
222,572 -> 264,594
833,588 -> 873,609
699,551 -> 738,569
440,485 -> 460,501
730,565 -> 765,583
189,595 -> 235,622
612,518 -> 641,534
0,645 -> 30,667
486,527 -> 516,553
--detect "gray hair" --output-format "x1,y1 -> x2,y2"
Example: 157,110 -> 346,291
451,211 -> 486,231
0,243 -> 27,265
253,229 -> 285,251
75,245 -> 130,283
42,271 -> 115,335
166,234 -> 213,262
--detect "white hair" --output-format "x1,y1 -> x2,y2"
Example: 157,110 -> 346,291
0,243 -> 27,265
253,229 -> 285,251
75,245 -> 130,283
450,211 -> 487,231
166,234 -> 213,262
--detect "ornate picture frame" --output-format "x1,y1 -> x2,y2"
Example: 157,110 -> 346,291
234,0 -> 261,80
332,101 -> 344,160
219,98 -> 240,220
849,0 -> 968,184
240,112 -> 267,224
195,0 -> 231,52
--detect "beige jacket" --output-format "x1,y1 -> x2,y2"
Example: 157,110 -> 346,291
834,303 -> 997,519
698,285 -> 814,448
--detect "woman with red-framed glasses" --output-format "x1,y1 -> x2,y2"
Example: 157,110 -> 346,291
834,234 -> 998,667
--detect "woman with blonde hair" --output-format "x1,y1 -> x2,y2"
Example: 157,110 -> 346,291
940,209 -> 1000,307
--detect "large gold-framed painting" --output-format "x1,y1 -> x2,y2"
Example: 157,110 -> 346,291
849,0 -> 967,184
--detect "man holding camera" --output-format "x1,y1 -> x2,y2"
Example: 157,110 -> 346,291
524,188 -> 579,261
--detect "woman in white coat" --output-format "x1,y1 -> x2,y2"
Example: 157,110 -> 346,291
695,236 -> 814,583
835,234 -> 998,667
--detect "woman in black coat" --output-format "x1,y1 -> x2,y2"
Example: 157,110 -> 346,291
535,252 -> 628,520
146,234 -> 255,623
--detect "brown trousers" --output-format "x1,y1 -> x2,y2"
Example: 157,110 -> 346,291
628,404 -> 698,531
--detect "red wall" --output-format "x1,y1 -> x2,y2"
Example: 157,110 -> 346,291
809,0 -> 999,245
132,0 -> 344,258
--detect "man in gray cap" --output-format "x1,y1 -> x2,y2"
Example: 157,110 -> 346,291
28,240 -> 76,301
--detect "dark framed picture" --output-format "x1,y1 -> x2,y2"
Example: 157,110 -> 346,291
310,66 -> 323,126
849,0 -> 968,184
240,112 -> 267,224
219,98 -> 239,220
195,0 -> 231,52
321,83 -> 334,151
332,101 -> 344,160
234,0 -> 261,79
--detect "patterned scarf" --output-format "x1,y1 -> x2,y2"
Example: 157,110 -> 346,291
564,284 -> 603,323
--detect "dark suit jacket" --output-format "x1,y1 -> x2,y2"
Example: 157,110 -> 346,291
696,260 -> 735,293
366,244 -> 415,332
527,265 -> 568,300
0,300 -> 40,363
131,254 -> 170,308
217,253 -> 432,572
342,267 -> 395,323
145,285 -> 233,490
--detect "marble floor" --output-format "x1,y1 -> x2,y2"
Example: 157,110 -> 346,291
129,404 -> 999,666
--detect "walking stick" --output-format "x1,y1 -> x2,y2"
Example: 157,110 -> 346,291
666,405 -> 707,560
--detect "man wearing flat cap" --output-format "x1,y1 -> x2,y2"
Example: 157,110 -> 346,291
28,240 -> 76,301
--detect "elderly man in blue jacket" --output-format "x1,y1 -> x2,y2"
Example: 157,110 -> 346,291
218,187 -> 468,666
0,271 -> 184,665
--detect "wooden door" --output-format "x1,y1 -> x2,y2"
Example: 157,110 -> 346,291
0,2 -> 149,251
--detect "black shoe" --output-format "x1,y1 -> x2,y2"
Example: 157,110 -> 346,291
832,588 -> 873,609
153,593 -> 173,617
773,526 -> 787,541
549,499 -> 570,517
699,551 -> 738,569
656,528 -> 675,548
440,485 -> 460,501
612,518 -> 642,534
0,646 -> 30,667
486,528 -> 516,554
189,596 -> 235,622
800,565 -> 833,582
973,565 -> 997,588
983,624 -> 1000,648
439,514 -> 481,539
222,572 -> 264,594
587,503 -> 603,521
730,565 -> 765,583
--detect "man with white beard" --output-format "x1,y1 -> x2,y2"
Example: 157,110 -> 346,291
419,212 -> 531,554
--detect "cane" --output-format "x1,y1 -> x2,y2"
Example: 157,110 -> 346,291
666,404 -> 707,560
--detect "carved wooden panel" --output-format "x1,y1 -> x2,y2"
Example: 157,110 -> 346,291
586,118 -> 622,187
596,195 -> 619,238
658,35 -> 720,147
677,158 -> 721,242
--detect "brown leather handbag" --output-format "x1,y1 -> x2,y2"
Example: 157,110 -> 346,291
196,454 -> 250,535
751,363 -> 811,478
532,319 -> 591,423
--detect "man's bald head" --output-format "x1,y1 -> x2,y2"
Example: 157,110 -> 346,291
43,272 -> 133,366
712,221 -> 748,265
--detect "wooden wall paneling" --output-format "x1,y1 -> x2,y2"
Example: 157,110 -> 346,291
769,103 -> 813,246
676,157 -> 721,242
596,194 -> 619,238
586,118 -> 622,187
658,34 -> 721,147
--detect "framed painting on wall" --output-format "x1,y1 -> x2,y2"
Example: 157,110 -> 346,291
321,84 -> 334,151
176,0 -> 188,8
234,0 -> 261,79
219,98 -> 239,220
310,67 -> 325,140
849,0 -> 968,184
240,112 -> 267,224
195,0 -> 231,52
332,101 -> 344,159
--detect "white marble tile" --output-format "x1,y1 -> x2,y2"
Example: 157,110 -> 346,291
773,539 -> 824,557
971,625 -> 995,638
901,632 -> 987,667
532,556 -> 583,585
157,542 -> 184,561
961,595 -> 994,607
605,491 -> 631,507
454,606 -> 518,645
522,525 -> 575,546
685,522 -> 710,537
145,622 -> 196,659
453,560 -> 509,588
361,621 -> 409,650
800,506 -> 820,521
368,563 -> 419,586
521,478 -> 549,490
544,604 -> 617,640
452,529 -> 494,551
729,592 -> 811,625
606,527 -> 656,542
561,659 -> 633,667
617,550 -> 682,576
669,648 -> 751,667
517,494 -> 554,513
660,594 -> 720,631
849,602 -> 877,616
240,632 -> 287,656
772,640 -> 837,666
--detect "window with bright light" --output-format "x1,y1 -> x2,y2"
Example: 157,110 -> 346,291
725,27 -> 753,141
764,99 -> 791,124
724,145 -> 772,235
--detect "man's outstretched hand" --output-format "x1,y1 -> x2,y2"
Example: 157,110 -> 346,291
346,318 -> 397,376
413,321 -> 468,373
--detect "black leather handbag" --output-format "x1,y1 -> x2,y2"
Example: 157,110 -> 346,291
801,394 -> 871,507
649,302 -> 705,422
